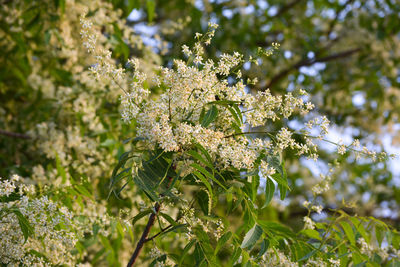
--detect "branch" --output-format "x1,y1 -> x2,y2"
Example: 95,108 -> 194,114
274,0 -> 304,17
325,0 -> 355,38
127,176 -> 175,266
0,129 -> 31,139
264,47 -> 361,89
145,224 -> 173,242
127,203 -> 161,267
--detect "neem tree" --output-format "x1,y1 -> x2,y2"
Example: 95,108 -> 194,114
80,12 -> 399,266
1,1 -> 400,266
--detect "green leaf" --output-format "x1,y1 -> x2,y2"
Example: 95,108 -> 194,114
191,163 -> 226,190
146,0 -> 155,23
214,231 -> 232,255
241,224 -> 263,250
226,105 -> 242,127
262,177 -> 275,208
197,189 -> 212,215
160,224 -> 187,236
193,171 -> 213,202
179,239 -> 196,265
257,220 -> 295,239
74,184 -> 93,199
258,239 -> 269,258
187,150 -> 213,169
266,155 -> 283,176
340,221 -> 355,246
375,225 -> 385,246
132,210 -> 152,226
159,212 -> 177,226
195,144 -> 213,164
100,139 -> 117,147
55,154 -> 67,184
194,242 -> 205,265
200,105 -> 218,127
13,209 -> 34,243
301,229 -> 322,241
270,173 -> 289,189
298,250 -> 317,262
278,183 -> 287,201
229,247 -> 242,266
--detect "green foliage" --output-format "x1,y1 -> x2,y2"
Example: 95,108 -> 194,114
1,0 -> 400,266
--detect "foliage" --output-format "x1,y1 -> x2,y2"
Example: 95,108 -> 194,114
0,0 -> 399,266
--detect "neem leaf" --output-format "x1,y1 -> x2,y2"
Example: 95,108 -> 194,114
215,231 -> 232,255
241,224 -> 263,250
13,209 -> 34,243
262,177 -> 275,208
201,105 -> 218,127
340,221 -> 355,246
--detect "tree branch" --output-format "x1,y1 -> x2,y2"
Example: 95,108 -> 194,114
325,0 -> 355,38
127,203 -> 161,267
274,0 -> 304,17
264,47 -> 361,89
0,129 -> 31,139
145,224 -> 173,242
127,176 -> 176,266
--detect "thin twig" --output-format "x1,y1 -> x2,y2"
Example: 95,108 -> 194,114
264,47 -> 361,89
145,224 -> 173,242
0,129 -> 31,139
274,0 -> 304,17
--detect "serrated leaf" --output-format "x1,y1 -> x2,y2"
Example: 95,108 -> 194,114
187,150 -> 213,169
195,143 -> 213,164
13,210 -> 34,243
258,239 -> 269,258
160,224 -> 187,236
200,105 -> 218,127
215,231 -> 232,255
262,178 -> 275,208
270,172 -> 289,189
278,183 -> 287,200
241,224 -> 263,249
159,212 -> 177,226
191,163 -> 226,190
340,221 -> 355,246
257,220 -> 295,239
197,189 -> 212,215
100,139 -> 116,147
131,210 -> 152,226
179,239 -> 196,265
301,229 -> 322,241
229,247 -> 242,265
55,154 -> 67,184
298,250 -> 317,262
193,171 -> 213,202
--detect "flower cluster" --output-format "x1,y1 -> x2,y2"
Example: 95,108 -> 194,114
81,18 -> 330,184
0,175 -> 78,266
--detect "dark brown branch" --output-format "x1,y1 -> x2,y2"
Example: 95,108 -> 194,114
274,0 -> 304,17
127,176 -> 175,266
325,0 -> 355,38
0,129 -> 31,139
264,47 -> 361,89
127,203 -> 161,267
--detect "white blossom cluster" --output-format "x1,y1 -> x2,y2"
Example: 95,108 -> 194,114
81,18 -> 328,180
257,248 -> 340,267
0,175 -> 78,266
